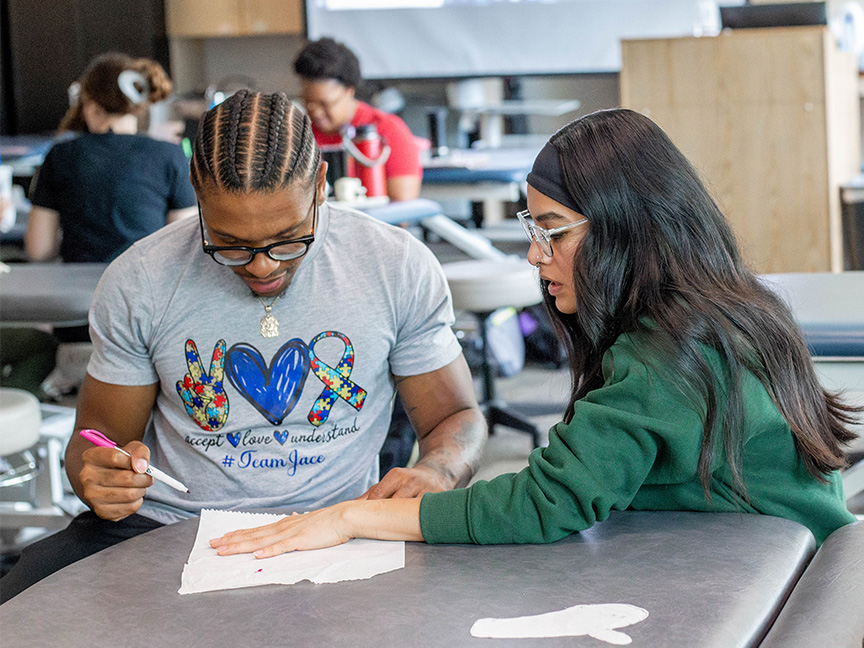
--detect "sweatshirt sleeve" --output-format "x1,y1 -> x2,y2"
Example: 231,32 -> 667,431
419,336 -> 705,544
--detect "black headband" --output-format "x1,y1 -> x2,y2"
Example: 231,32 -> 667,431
526,141 -> 582,214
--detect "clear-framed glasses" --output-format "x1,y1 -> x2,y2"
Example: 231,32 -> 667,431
516,209 -> 588,259
198,195 -> 317,267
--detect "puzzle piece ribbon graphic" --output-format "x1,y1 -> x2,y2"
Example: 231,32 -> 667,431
306,331 -> 367,426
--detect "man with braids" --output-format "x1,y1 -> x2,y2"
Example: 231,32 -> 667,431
0,91 -> 486,603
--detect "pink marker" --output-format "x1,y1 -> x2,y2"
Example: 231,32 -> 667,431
80,429 -> 190,493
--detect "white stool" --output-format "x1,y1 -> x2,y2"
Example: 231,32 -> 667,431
0,388 -> 41,487
443,259 -> 544,447
0,389 -> 75,553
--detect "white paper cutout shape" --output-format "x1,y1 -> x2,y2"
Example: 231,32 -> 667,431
470,603 -> 649,645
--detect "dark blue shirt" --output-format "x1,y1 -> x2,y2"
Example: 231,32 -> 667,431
30,132 -> 196,263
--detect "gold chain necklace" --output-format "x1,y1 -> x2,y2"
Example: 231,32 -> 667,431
258,295 -> 282,338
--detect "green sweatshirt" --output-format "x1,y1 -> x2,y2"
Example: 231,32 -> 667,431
420,332 -> 855,546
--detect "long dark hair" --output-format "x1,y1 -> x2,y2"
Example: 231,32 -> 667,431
544,108 -> 858,493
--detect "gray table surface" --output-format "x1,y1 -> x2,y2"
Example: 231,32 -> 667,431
0,511 -> 815,648
759,521 -> 864,648
0,262 -> 106,326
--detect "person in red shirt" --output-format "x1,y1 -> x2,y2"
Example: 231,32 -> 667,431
294,38 -> 422,201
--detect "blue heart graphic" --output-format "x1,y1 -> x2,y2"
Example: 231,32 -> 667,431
273,430 -> 288,445
226,340 -> 310,425
226,432 -> 241,447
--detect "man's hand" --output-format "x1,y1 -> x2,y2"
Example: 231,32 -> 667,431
78,440 -> 154,521
359,464 -> 452,500
66,376 -> 160,519
383,358 -> 487,498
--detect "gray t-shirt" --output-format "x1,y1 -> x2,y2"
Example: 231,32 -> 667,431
87,202 -> 462,524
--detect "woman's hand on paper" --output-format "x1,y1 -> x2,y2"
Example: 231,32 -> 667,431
210,498 -> 424,558
210,503 -> 355,558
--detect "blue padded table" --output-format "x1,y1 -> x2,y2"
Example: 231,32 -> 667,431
351,197 -> 506,261
351,196 -> 447,225
761,272 -> 864,358
0,511 -> 824,648
420,147 -> 538,203
0,134 -> 54,180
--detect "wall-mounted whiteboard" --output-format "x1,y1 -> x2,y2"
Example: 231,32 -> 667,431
305,0 -> 744,80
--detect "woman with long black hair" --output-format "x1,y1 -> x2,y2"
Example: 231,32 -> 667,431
211,108 -> 859,556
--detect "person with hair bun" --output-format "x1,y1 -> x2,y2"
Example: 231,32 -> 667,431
0,91 -> 485,603
207,108 -> 859,560
25,52 -> 196,265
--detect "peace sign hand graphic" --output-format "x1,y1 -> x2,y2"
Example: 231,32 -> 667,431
176,339 -> 230,431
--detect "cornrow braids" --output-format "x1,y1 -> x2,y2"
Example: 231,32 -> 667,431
221,93 -> 244,188
191,90 -> 320,194
261,93 -> 285,184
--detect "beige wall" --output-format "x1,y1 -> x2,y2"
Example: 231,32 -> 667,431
169,34 -> 307,97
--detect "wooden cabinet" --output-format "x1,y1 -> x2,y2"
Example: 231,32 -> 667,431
620,27 -> 860,273
165,0 -> 303,37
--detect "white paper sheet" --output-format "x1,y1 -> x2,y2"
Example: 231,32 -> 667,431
470,603 -> 649,645
178,509 -> 404,595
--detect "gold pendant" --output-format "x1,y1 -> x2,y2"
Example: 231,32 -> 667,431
260,313 -> 279,338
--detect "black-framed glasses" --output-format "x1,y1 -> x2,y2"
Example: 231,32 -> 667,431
198,196 -> 318,267
516,209 -> 588,259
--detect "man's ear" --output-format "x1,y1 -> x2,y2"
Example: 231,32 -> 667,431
316,161 -> 329,204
